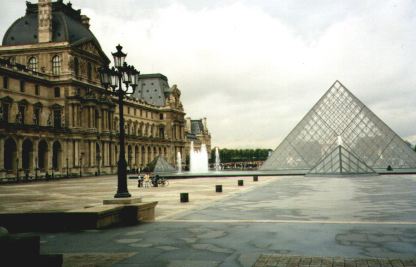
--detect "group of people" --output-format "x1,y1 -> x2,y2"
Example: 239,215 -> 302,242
137,173 -> 163,188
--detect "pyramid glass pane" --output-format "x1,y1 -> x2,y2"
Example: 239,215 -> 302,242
261,81 -> 416,172
260,139 -> 309,170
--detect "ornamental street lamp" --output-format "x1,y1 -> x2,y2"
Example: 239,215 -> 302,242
99,44 -> 140,198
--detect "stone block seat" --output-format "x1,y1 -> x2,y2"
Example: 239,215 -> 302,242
0,227 -> 63,266
0,200 -> 158,232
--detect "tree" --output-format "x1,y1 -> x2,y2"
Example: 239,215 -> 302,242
212,148 -> 272,163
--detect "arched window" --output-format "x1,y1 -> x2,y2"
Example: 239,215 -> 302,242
52,55 -> 61,75
28,57 -> 38,72
74,57 -> 79,77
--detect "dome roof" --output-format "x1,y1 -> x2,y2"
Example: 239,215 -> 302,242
2,1 -> 101,47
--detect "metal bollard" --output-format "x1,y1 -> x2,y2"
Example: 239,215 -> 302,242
238,180 -> 244,186
180,192 -> 189,202
216,185 -> 223,192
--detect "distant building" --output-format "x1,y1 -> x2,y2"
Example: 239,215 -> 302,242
0,0 -> 197,179
184,117 -> 211,164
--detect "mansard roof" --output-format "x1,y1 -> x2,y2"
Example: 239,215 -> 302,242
3,0 -> 102,50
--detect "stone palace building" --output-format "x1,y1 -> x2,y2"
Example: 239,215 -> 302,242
0,0 -> 211,179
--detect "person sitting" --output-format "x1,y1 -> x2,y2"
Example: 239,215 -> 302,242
137,175 -> 143,187
143,173 -> 151,188
152,174 -> 160,187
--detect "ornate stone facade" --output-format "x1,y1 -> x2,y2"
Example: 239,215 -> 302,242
184,117 -> 212,165
0,0 -> 187,179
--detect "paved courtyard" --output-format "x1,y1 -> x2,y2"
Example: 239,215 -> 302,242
2,175 -> 416,266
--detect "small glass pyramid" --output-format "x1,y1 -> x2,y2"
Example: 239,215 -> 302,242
261,81 -> 416,173
307,145 -> 377,175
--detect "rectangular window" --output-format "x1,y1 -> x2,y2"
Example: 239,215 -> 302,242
18,105 -> 25,124
54,87 -> 60,97
134,109 -> 137,116
52,56 -> 61,75
128,107 -> 130,114
34,108 -> 40,125
20,80 -> 25,92
54,109 -> 61,128
159,113 -> 163,120
35,85 -> 40,95
87,63 -> 92,80
3,76 -> 8,89
1,103 -> 9,122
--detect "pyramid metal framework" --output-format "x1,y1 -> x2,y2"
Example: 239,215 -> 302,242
261,81 -> 416,172
308,145 -> 377,175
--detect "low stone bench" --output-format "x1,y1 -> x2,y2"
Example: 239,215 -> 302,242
67,205 -> 125,229
0,229 -> 63,266
0,201 -> 158,232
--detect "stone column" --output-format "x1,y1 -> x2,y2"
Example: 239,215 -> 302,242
74,105 -> 78,127
105,142 -> 110,166
131,145 -> 136,168
17,138 -> 23,170
101,110 -> 105,130
90,141 -> 94,167
47,140 -> 53,173
90,108 -> 94,128
67,105 -> 71,127
74,140 -> 79,167
59,139 -> 65,173
149,146 -> 154,163
136,146 -> 142,167
32,139 -> 38,173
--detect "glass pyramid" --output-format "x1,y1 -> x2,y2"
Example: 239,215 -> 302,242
144,156 -> 176,173
261,81 -> 416,172
307,145 -> 377,175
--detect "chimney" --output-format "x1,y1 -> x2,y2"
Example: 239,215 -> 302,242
81,15 -> 90,29
185,117 -> 191,131
202,117 -> 208,133
38,0 -> 52,43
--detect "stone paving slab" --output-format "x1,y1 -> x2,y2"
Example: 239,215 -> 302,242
63,252 -> 136,267
253,255 -> 416,267
0,175 -> 277,219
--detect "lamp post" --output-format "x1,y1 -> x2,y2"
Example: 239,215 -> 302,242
99,44 -> 140,198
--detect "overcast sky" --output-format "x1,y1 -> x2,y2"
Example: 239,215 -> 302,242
1,0 -> 416,148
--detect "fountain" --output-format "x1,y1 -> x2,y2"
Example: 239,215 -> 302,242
177,152 -> 182,173
189,141 -> 209,173
214,147 -> 221,171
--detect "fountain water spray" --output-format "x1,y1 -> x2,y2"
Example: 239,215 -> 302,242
177,152 -> 182,173
189,141 -> 209,173
214,147 -> 221,171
